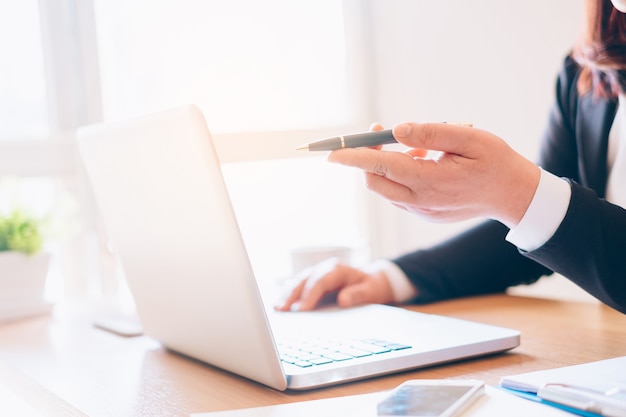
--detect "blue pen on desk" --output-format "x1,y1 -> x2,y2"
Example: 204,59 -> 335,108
296,122 -> 473,151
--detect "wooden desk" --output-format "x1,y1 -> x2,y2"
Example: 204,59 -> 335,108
1,294 -> 625,416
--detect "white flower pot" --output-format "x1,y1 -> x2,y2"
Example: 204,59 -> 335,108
0,251 -> 53,322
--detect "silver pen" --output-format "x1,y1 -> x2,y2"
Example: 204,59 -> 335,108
297,122 -> 473,151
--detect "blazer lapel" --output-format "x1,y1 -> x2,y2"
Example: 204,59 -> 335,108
576,93 -> 618,198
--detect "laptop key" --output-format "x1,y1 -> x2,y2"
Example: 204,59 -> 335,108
308,357 -> 334,365
351,343 -> 392,354
384,343 -> 412,350
322,352 -> 353,361
339,347 -> 373,358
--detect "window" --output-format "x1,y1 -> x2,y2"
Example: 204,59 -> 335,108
94,0 -> 353,133
0,0 -> 374,296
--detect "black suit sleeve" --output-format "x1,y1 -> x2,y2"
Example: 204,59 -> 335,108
393,220 -> 551,304
521,182 -> 626,314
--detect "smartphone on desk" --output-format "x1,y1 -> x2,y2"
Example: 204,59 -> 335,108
377,379 -> 485,417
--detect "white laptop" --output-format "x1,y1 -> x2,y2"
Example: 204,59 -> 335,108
76,105 -> 520,391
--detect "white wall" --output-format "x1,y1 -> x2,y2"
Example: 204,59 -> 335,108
365,0 -> 584,257
362,0 -> 593,301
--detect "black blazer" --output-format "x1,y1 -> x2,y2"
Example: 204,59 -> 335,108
393,55 -> 626,314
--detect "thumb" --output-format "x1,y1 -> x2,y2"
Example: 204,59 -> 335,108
392,122 -> 476,156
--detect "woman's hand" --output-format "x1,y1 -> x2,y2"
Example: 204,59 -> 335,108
329,122 -> 541,229
274,258 -> 394,311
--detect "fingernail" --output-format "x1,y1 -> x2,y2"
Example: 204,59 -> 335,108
394,123 -> 412,138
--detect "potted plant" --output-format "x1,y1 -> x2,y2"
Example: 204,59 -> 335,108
0,209 -> 53,321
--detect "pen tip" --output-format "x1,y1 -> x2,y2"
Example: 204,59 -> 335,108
296,144 -> 309,151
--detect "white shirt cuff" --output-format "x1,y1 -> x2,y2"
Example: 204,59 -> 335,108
362,259 -> 417,303
506,168 -> 571,251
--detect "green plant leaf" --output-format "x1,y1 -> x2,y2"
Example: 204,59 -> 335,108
0,210 -> 43,256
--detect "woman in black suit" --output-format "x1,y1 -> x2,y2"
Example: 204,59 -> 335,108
276,0 -> 626,314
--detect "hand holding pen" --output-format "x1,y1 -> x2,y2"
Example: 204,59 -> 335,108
306,121 -> 542,230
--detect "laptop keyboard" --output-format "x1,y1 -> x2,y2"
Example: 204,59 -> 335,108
277,337 -> 412,368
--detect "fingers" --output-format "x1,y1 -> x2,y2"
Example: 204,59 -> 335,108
296,261 -> 357,311
274,275 -> 308,311
392,122 -> 477,157
327,122 -> 489,207
364,171 -> 416,205
328,147 -> 428,201
328,147 -> 418,178
336,281 -> 378,307
274,259 -> 348,311
274,260 -> 390,312
369,122 -> 384,132
328,148 -> 427,206
406,149 -> 428,159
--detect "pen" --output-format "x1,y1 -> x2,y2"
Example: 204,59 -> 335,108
537,384 -> 626,417
296,122 -> 473,151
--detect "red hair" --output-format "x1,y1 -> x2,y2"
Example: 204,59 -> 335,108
573,0 -> 626,97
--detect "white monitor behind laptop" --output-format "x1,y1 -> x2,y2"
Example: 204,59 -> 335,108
77,105 -> 520,391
